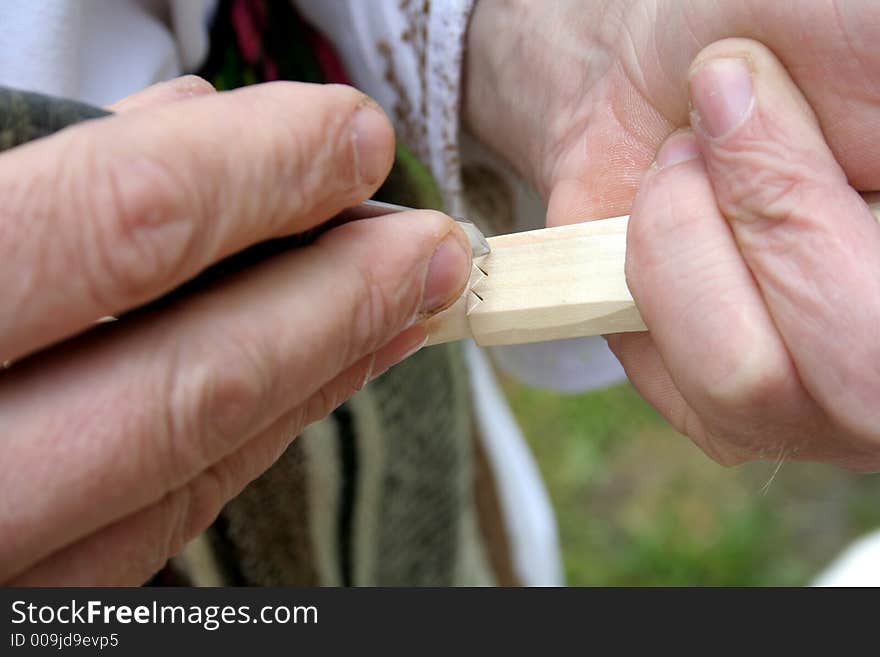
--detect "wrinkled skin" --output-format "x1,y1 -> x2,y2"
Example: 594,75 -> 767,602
0,78 -> 472,584
466,0 -> 880,469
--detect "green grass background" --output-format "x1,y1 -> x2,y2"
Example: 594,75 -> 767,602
502,377 -> 880,586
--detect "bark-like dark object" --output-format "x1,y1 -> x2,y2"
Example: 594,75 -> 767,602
0,86 -> 110,152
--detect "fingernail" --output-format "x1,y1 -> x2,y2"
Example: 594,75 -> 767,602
351,103 -> 393,185
690,58 -> 754,138
654,130 -> 700,169
370,324 -> 428,381
420,231 -> 471,316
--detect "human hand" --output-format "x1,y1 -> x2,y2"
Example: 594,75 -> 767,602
465,1 -> 880,468
616,40 -> 880,469
0,77 -> 472,584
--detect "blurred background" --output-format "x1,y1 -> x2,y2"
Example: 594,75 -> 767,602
502,376 -> 880,586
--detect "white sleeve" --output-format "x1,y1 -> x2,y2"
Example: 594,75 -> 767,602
0,0 -> 214,105
294,0 -> 474,216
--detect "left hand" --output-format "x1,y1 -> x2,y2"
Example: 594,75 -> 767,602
464,0 -> 880,469
465,0 -> 880,224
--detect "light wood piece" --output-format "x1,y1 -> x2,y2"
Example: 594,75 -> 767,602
427,196 -> 880,347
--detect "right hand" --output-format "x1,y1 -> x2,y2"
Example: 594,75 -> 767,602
0,77 -> 472,585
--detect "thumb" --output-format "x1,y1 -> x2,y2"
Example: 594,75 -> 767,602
688,38 -> 880,434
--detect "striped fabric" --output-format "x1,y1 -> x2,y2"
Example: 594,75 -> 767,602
165,0 -> 515,587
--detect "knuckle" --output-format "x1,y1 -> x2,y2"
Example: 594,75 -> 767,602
153,482 -> 220,573
305,116 -> 359,196
0,163 -> 52,319
700,431 -> 749,468
76,143 -> 198,308
260,115 -> 315,222
678,409 -> 741,467
178,469 -> 229,548
347,260 -> 402,358
302,385 -> 337,426
316,224 -> 414,369
718,163 -> 800,226
332,356 -> 373,401
302,369 -> 365,427
190,333 -> 273,448
684,412 -> 750,467
157,488 -> 194,569
628,172 -> 690,267
253,83 -> 364,224
117,490 -> 194,584
161,441 -> 272,571
702,347 -> 790,414
624,215 -> 651,295
156,330 -> 273,483
710,121 -> 830,228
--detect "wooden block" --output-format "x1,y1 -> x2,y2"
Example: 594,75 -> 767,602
427,195 -> 880,347
426,215 -> 644,346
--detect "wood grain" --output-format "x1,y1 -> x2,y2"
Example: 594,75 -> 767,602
427,196 -> 880,347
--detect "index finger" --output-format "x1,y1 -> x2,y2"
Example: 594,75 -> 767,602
0,81 -> 394,361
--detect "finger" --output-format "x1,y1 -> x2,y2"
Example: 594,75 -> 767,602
0,210 -> 470,581
8,320 -> 429,585
626,129 -> 824,462
6,400 -> 303,586
106,75 -> 216,113
605,331 -> 748,466
0,81 -> 395,361
604,332 -> 691,434
8,320 -> 428,585
688,39 -> 880,437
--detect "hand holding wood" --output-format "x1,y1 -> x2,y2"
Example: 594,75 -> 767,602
426,194 -> 880,347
